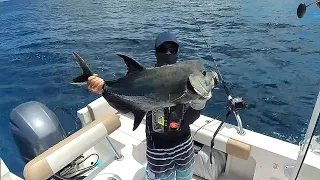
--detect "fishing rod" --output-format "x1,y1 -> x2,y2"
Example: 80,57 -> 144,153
191,16 -> 247,135
190,12 -> 248,163
297,0 -> 320,18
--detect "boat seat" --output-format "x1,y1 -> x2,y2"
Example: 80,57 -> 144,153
23,114 -> 121,180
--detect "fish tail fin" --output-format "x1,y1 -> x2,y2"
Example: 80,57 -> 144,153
72,52 -> 94,83
132,110 -> 146,131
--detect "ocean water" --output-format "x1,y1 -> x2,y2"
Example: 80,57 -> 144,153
0,0 -> 319,178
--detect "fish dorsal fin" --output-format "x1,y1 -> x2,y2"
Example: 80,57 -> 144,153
116,54 -> 145,74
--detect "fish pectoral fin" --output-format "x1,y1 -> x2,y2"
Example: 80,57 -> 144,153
132,110 -> 146,131
169,91 -> 187,102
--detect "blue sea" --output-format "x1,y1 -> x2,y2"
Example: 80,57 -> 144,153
1,0 -> 319,178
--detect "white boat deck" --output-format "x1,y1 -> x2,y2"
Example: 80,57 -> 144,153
81,112 -> 250,180
2,96 -> 320,180
76,97 -> 320,180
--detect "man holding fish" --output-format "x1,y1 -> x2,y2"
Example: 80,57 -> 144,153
85,32 -> 219,179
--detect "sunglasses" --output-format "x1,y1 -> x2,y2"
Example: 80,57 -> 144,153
156,43 -> 179,54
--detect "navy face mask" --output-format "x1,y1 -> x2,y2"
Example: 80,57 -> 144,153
155,53 -> 178,66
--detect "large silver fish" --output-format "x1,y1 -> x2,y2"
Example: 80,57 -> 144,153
72,52 -> 217,130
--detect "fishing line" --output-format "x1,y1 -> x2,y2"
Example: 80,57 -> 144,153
187,1 -> 248,163
192,106 -> 228,139
186,2 -> 249,116
191,17 -> 231,98
182,3 -> 231,140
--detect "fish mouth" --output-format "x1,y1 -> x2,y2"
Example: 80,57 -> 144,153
188,71 -> 215,99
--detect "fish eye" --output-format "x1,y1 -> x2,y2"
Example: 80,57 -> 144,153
202,71 -> 206,76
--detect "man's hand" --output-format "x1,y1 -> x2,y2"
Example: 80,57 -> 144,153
88,74 -> 105,95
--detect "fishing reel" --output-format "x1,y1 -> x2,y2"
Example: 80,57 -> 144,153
228,97 -> 248,112
297,0 -> 320,18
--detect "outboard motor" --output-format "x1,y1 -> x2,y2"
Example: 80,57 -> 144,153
10,101 -> 67,164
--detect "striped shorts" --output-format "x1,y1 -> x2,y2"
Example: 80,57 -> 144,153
145,136 -> 195,180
